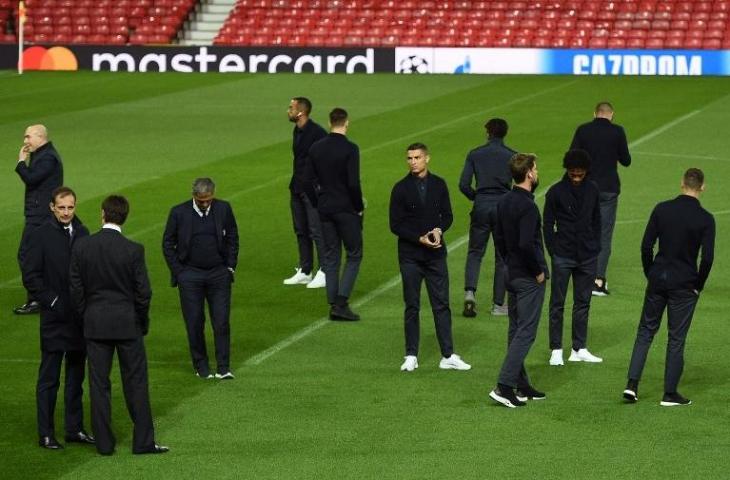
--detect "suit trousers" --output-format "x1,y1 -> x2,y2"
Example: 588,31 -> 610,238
597,192 -> 618,279
87,338 -> 155,454
548,255 -> 597,350
627,287 -> 699,393
290,192 -> 326,275
36,349 -> 86,437
177,265 -> 232,375
321,212 -> 363,305
464,198 -> 507,305
18,215 -> 46,301
400,256 -> 454,358
497,277 -> 545,388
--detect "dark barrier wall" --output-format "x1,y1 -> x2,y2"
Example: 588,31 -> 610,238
0,45 -> 395,73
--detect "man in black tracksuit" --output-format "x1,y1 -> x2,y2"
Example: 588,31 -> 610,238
389,143 -> 471,372
307,108 -> 363,321
569,102 -> 631,296
459,118 -> 514,318
283,97 -> 328,287
22,186 -> 94,449
543,150 -> 603,367
15,124 -> 64,315
489,153 -> 548,408
624,168 -> 714,407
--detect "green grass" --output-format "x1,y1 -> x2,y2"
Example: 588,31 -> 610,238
1,71 -> 729,479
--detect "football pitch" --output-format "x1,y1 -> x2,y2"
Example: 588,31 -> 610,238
0,71 -> 728,479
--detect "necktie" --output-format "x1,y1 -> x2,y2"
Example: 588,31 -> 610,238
64,226 -> 72,245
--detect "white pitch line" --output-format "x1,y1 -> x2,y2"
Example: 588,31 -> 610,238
245,234 -> 472,366
617,209 -> 730,225
243,104 -> 711,367
629,110 -> 700,149
0,79 -> 577,288
634,151 -> 730,163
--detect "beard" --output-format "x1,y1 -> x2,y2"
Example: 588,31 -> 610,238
287,115 -> 298,123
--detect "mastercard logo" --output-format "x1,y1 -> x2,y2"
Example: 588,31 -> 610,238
22,46 -> 78,71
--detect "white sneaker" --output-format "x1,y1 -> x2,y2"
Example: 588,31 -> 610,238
549,349 -> 564,366
439,354 -> 471,371
305,269 -> 326,289
283,268 -> 312,285
400,355 -> 418,372
568,348 -> 603,363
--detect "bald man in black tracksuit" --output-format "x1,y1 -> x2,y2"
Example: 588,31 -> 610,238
624,169 -> 714,407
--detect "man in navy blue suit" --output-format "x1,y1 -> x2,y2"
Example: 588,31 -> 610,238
163,178 -> 239,380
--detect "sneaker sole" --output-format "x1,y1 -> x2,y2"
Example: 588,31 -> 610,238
516,395 -> 546,402
305,283 -> 326,289
660,400 -> 691,407
489,390 -> 521,408
623,390 -> 638,402
439,363 -> 471,371
591,291 -> 608,297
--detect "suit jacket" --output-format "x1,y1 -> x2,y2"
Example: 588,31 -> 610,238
162,199 -> 239,286
70,228 -> 152,340
389,172 -> 453,261
569,118 -> 631,194
15,142 -> 64,221
22,217 -> 89,351
307,132 -> 364,215
290,118 -> 327,195
641,195 -> 715,292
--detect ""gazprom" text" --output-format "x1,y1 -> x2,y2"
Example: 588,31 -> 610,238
573,54 -> 702,75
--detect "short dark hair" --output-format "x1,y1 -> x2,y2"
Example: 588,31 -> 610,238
485,118 -> 508,139
683,168 -> 704,191
406,142 -> 429,155
595,101 -> 614,114
102,195 -> 129,226
51,186 -> 76,204
563,149 -> 591,170
329,107 -> 348,127
292,96 -> 312,115
509,153 -> 537,183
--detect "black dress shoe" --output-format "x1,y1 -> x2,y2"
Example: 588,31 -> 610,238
133,443 -> 169,455
329,304 -> 360,321
14,301 -> 40,315
39,436 -> 64,449
65,430 -> 95,444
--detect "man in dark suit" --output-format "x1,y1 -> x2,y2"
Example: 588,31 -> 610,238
307,108 -> 363,321
389,143 -> 471,373
162,178 -> 239,379
22,186 -> 93,450
14,124 -> 63,315
623,169 -> 714,407
459,118 -> 515,318
489,153 -> 548,408
543,150 -> 603,367
570,102 -> 631,296
284,96 -> 328,288
70,195 -> 167,455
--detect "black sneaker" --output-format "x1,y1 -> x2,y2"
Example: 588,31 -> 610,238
489,384 -> 526,408
329,304 -> 360,321
463,299 -> 476,318
516,385 -> 546,401
592,279 -> 610,297
660,392 -> 691,407
623,379 -> 639,403
14,300 -> 40,315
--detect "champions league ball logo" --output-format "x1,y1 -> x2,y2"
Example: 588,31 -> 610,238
398,55 -> 430,74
